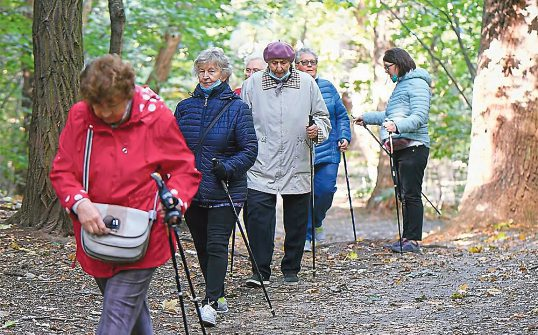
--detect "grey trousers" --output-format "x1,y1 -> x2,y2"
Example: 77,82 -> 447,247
94,268 -> 155,335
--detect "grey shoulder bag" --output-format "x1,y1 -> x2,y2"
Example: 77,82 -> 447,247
80,127 -> 158,263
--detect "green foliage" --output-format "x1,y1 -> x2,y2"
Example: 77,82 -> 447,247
84,0 -> 240,102
380,0 -> 482,161
0,0 -> 482,197
0,0 -> 32,195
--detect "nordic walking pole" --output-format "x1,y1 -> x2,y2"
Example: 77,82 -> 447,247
360,124 -> 442,216
308,115 -> 316,277
387,133 -> 404,254
341,148 -> 357,242
212,159 -> 276,317
229,224 -> 236,276
150,172 -> 207,335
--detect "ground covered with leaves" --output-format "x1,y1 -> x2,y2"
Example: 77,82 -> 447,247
1,205 -> 537,335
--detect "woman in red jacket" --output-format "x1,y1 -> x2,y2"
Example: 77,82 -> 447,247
50,54 -> 201,334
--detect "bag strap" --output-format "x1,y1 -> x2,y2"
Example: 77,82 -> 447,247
195,98 -> 235,155
82,126 -> 159,221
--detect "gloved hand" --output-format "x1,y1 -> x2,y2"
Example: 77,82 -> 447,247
211,159 -> 228,181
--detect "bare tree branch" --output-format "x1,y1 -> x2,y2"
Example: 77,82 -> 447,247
380,1 -> 472,109
420,0 -> 476,79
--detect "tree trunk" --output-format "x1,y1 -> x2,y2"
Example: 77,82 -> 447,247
145,32 -> 182,93
108,0 -> 125,55
6,0 -> 84,235
458,0 -> 538,228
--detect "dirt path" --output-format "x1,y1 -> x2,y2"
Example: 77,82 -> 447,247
1,204 -> 537,334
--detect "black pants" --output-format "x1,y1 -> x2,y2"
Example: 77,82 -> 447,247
245,188 -> 310,279
394,145 -> 429,241
185,205 -> 237,302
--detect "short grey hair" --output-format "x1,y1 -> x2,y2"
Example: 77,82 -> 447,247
244,55 -> 266,67
295,47 -> 318,64
193,47 -> 233,79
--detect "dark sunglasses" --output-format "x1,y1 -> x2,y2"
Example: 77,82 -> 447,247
298,60 -> 318,66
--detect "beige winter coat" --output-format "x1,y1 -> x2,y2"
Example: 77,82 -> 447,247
241,68 -> 331,194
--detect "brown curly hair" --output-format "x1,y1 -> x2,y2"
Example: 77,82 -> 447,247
79,54 -> 135,105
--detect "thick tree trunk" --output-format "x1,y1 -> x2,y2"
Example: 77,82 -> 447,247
145,32 -> 182,93
458,0 -> 538,228
6,0 -> 84,234
108,0 -> 125,55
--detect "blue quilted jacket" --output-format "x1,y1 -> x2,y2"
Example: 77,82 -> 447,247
314,78 -> 352,165
362,68 -> 431,147
174,83 -> 258,205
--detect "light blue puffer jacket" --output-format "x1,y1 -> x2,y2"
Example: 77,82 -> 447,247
314,78 -> 352,165
362,68 -> 431,147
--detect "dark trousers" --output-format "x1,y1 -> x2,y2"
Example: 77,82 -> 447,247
394,145 -> 429,241
185,205 -> 236,302
245,188 -> 310,279
95,268 -> 155,335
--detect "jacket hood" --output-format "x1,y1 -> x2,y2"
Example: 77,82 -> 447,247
401,68 -> 432,86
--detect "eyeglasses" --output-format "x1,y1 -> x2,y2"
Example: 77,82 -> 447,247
384,63 -> 395,71
197,68 -> 220,77
298,60 -> 318,66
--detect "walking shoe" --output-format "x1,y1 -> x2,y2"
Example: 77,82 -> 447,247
283,273 -> 299,285
215,297 -> 229,314
383,239 -> 407,249
245,275 -> 270,288
304,239 -> 312,252
390,240 -> 420,253
315,226 -> 326,242
199,304 -> 217,327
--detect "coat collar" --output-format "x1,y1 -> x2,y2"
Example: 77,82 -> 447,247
261,67 -> 300,91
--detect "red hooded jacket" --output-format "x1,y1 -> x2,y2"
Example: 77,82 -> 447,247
50,85 -> 201,277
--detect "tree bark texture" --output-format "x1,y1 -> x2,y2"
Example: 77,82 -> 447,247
145,32 -> 182,93
108,0 -> 125,55
7,0 -> 84,234
458,0 -> 538,227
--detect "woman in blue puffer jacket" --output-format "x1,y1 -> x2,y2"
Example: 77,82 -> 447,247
174,47 -> 257,326
355,47 -> 431,253
295,48 -> 352,250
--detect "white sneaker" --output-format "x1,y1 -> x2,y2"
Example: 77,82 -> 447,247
200,304 -> 217,327
304,240 -> 312,252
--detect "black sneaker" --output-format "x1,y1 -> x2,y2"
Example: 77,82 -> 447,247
283,273 -> 299,285
245,275 -> 270,288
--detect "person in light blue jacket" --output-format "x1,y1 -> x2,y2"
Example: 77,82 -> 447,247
295,48 -> 352,251
355,48 -> 431,253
